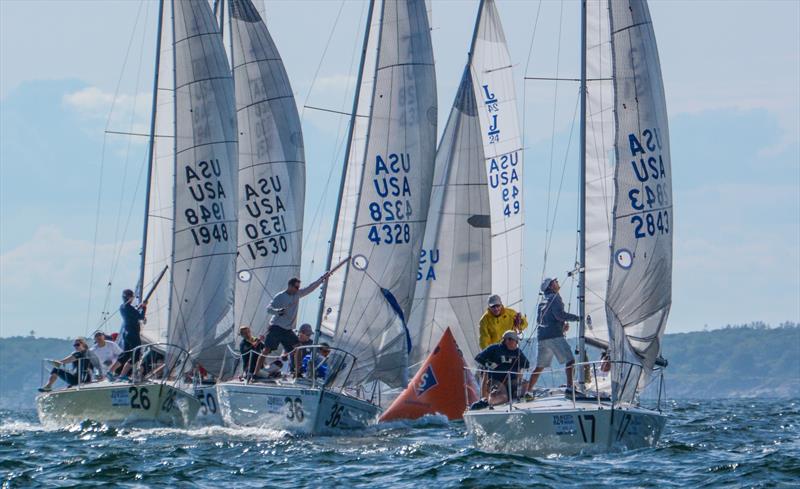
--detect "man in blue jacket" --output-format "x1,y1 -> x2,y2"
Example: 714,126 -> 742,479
527,278 -> 579,392
116,289 -> 146,379
474,330 -> 530,406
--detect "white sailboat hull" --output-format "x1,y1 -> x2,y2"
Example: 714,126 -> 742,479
216,381 -> 380,435
36,381 -> 200,428
464,397 -> 665,456
192,384 -> 223,426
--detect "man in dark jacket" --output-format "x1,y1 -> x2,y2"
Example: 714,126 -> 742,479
116,289 -> 146,379
527,278 -> 579,391
474,330 -> 530,406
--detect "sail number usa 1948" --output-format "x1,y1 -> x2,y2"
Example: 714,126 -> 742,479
624,128 -> 670,240
183,159 -> 231,246
366,153 -> 413,246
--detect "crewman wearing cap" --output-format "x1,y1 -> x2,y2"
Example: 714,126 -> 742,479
527,277 -> 579,392
478,294 -> 528,349
473,330 -> 530,407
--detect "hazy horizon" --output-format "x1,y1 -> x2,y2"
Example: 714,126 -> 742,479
1,0 -> 798,339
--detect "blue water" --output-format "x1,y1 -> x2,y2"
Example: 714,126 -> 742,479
2,399 -> 798,487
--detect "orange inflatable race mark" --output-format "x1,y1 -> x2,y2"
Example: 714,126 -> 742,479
379,327 -> 479,422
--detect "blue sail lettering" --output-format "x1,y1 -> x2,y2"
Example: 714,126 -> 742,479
631,159 -> 649,182
628,134 -> 646,156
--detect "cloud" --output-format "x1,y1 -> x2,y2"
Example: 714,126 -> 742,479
0,226 -> 139,336
62,85 -> 152,138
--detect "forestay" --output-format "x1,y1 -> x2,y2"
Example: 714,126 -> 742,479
328,0 -> 437,388
167,0 -> 239,376
409,68 -> 490,369
468,0 -> 524,312
140,3 -> 175,347
229,0 -> 305,337
318,1 -> 380,342
606,0 -> 672,401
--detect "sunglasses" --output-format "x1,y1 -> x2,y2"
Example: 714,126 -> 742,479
73,343 -> 82,347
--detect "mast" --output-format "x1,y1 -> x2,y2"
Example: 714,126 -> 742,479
467,0 -> 486,62
137,0 -> 166,300
577,0 -> 588,383
314,0 -> 377,344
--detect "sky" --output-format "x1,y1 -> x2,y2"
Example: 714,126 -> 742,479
1,0 -> 798,340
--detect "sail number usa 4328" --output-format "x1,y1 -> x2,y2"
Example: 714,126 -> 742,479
366,153 -> 414,246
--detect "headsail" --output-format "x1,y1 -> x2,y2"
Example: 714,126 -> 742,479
324,0 -> 437,388
469,0 -> 524,312
229,0 -> 305,337
318,2 -> 381,342
605,0 -> 672,401
583,0 -> 615,350
167,0 -> 239,375
408,69 -> 489,368
140,2 -> 175,346
409,0 -> 519,367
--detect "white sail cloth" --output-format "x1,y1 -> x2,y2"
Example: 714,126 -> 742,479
167,0 -> 239,375
229,0 -> 305,337
603,0 -> 672,401
140,2 -> 176,346
319,2 -> 380,342
327,0 -> 437,388
409,69 -> 490,368
469,0 -> 524,313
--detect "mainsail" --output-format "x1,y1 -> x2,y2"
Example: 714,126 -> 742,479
584,0 -> 672,401
320,0 -> 437,388
469,0 -> 524,313
166,0 -> 239,375
228,0 -> 305,336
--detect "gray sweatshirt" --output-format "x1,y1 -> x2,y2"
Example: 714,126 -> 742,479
266,276 -> 325,330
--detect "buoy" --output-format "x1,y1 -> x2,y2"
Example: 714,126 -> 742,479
379,327 -> 479,422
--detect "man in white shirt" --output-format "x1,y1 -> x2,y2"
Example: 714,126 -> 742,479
90,331 -> 123,380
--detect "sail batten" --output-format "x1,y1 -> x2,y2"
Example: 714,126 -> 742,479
325,0 -> 438,388
167,0 -> 239,375
229,0 -> 305,342
603,0 -> 672,401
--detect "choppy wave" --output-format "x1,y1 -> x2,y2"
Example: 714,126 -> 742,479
2,400 -> 799,487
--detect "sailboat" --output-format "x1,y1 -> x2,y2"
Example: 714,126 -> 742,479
36,0 -> 239,428
464,0 -> 672,455
384,0 -> 523,421
217,0 -> 437,434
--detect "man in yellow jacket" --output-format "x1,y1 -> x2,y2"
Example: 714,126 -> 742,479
479,295 -> 528,349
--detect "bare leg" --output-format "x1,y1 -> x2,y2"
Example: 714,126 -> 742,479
42,372 -> 58,389
480,373 -> 488,399
526,367 -> 545,392
293,348 -> 301,378
565,361 -> 575,388
120,361 -> 132,377
488,381 -> 510,406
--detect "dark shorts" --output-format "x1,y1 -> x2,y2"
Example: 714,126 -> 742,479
116,347 -> 142,366
264,326 -> 299,352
